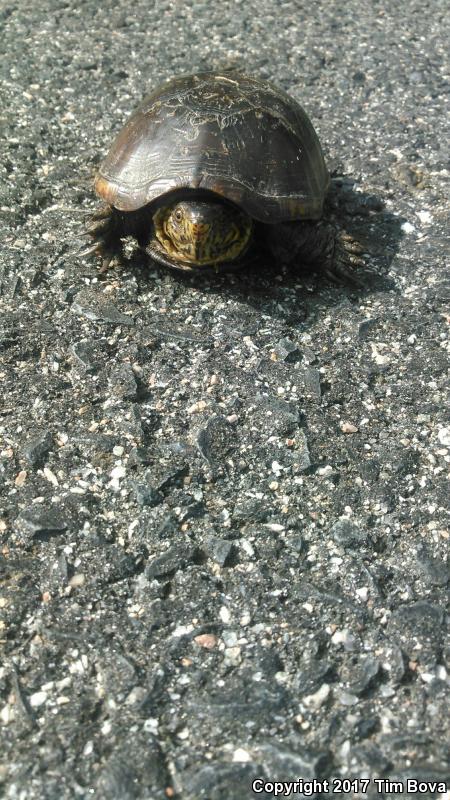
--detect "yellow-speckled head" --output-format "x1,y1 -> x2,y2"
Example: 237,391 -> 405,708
153,197 -> 253,268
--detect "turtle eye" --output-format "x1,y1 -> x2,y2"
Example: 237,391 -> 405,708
174,209 -> 183,222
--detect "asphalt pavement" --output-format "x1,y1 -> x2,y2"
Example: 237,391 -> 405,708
1,1 -> 449,798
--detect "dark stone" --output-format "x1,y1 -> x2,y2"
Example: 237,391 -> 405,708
330,518 -> 367,548
186,675 -> 288,731
255,743 -> 328,791
22,430 -> 53,467
359,459 -> 380,483
393,447 -> 421,477
97,653 -> 137,698
415,545 -> 449,587
351,657 -> 381,696
381,645 -> 407,686
301,367 -> 322,400
387,602 -> 444,663
17,507 -> 69,540
155,461 -> 190,491
177,500 -> 205,523
95,732 -> 171,799
182,743 -> 328,800
255,394 -> 300,436
128,447 -> 153,467
72,289 -> 133,326
70,340 -> 102,373
197,414 -> 235,465
109,363 -> 138,400
76,433 -> 118,456
295,662 -> 334,696
145,544 -> 198,579
288,534 -> 306,553
294,430 -> 311,472
274,337 -> 301,363
132,483 -> 163,507
257,361 -> 321,400
358,318 -> 380,339
390,601 -> 444,634
254,648 -> 284,678
182,762 -> 270,800
204,536 -> 234,566
353,716 -> 380,740
87,546 -> 140,585
232,500 -> 272,524
347,742 -> 392,773
381,768 -> 450,799
149,320 -> 213,344
352,70 -> 366,84
47,553 -> 70,589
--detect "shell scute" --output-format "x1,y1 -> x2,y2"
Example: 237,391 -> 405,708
95,72 -> 329,223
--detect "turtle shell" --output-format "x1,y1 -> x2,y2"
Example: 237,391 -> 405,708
95,72 -> 329,224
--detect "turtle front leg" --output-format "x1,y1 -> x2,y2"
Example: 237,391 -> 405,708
81,206 -> 125,272
267,220 -> 365,286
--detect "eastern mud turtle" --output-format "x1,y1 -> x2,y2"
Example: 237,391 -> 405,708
85,71 -> 363,279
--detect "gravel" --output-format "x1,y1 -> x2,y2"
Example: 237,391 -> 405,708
1,0 -> 449,798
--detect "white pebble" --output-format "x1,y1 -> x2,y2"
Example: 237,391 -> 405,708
110,466 -> 126,481
303,683 -> 330,708
233,748 -> 251,762
417,210 -> 433,224
401,221 -> 416,234
29,691 -> 47,708
437,428 -> 450,447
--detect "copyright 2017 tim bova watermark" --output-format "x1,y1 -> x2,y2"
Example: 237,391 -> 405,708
252,778 -> 448,796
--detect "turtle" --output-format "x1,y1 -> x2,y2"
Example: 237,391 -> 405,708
84,71 -> 364,281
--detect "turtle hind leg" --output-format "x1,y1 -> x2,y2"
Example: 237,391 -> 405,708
267,220 -> 366,287
81,206 -> 124,272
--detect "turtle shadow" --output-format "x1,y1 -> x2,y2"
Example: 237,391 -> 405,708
131,177 -> 404,320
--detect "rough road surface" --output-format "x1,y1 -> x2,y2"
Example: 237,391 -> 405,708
1,1 -> 449,798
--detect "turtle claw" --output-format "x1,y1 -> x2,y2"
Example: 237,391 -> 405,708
338,231 -> 365,254
333,256 -> 366,288
90,205 -> 112,221
82,206 -> 123,271
79,241 -> 103,258
86,217 -> 111,236
341,238 -> 365,256
332,231 -> 367,287
345,253 -> 366,267
323,268 -> 341,285
99,252 -> 122,273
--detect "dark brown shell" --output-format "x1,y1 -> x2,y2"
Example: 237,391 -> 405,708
95,72 -> 329,223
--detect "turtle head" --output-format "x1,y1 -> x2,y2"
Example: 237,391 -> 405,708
153,196 -> 253,267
